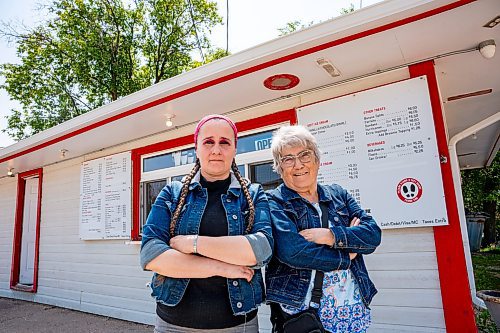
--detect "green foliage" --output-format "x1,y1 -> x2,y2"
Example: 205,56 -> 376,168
472,250 -> 500,291
277,20 -> 314,36
277,3 -> 356,37
472,248 -> 499,332
461,153 -> 500,212
0,0 -> 223,140
189,47 -> 230,68
475,308 -> 498,333
339,3 -> 356,15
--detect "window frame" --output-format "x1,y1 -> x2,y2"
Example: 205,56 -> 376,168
130,109 -> 297,240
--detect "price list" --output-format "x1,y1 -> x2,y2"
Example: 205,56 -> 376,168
297,76 -> 448,229
80,152 -> 131,239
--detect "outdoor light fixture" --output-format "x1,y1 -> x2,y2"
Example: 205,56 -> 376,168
263,74 -> 300,90
478,39 -> 496,59
60,149 -> 68,159
165,115 -> 175,127
316,58 -> 341,77
7,168 -> 14,177
472,133 -> 477,140
483,16 -> 500,28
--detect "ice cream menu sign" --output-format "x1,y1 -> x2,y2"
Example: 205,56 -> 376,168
297,76 -> 448,229
80,152 -> 131,239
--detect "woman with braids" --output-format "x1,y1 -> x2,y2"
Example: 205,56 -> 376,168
140,115 -> 273,333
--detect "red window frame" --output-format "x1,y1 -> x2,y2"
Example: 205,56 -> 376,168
130,109 -> 298,240
10,168 -> 43,293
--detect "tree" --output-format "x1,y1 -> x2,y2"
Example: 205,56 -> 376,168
339,3 -> 356,15
461,153 -> 500,247
277,3 -> 356,36
0,0 -> 223,140
277,20 -> 314,37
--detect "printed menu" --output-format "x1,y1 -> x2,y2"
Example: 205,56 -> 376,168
297,76 -> 448,229
80,152 -> 131,239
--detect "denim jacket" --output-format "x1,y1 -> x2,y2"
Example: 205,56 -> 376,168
265,183 -> 381,308
140,172 -> 273,315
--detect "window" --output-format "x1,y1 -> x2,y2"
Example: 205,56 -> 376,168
141,179 -> 167,233
143,147 -> 196,172
249,162 -> 282,191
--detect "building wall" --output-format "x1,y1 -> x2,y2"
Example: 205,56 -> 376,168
0,178 -> 16,294
0,68 -> 447,331
0,159 -> 155,324
367,228 -> 445,332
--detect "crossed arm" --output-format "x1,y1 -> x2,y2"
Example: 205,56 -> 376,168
141,185 -> 272,282
144,242 -> 256,281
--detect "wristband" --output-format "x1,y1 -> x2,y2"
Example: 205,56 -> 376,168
193,235 -> 199,254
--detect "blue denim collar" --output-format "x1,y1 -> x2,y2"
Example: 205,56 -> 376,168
188,171 -> 244,197
278,183 -> 333,203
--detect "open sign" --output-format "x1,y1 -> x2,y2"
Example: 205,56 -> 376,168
254,138 -> 272,151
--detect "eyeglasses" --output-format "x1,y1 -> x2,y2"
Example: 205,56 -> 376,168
280,150 -> 314,168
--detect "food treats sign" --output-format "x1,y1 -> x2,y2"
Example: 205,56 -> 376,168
297,76 -> 448,229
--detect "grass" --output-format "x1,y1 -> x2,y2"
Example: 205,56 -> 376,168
472,247 -> 500,333
472,247 -> 500,291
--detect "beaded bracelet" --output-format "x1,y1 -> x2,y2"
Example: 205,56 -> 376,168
193,234 -> 199,254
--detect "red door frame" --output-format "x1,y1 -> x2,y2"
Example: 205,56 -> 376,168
10,168 -> 43,293
130,109 -> 298,240
409,61 -> 476,332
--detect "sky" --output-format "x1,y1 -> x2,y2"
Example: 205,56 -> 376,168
0,0 -> 384,148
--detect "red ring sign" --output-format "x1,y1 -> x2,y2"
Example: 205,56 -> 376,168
397,178 -> 423,203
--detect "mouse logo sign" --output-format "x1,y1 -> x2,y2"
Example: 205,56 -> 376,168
397,178 -> 423,203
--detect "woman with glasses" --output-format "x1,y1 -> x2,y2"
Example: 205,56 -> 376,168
266,125 -> 381,333
140,115 -> 273,332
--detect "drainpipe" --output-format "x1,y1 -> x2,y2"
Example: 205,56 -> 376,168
448,112 -> 500,309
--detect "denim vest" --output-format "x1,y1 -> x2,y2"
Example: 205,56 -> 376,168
265,183 -> 381,308
140,172 -> 273,315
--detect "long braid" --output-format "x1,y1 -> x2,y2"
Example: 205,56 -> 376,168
170,159 -> 200,237
231,161 -> 255,234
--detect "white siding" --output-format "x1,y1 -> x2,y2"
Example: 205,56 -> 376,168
0,161 -> 155,324
0,178 -> 16,296
366,227 -> 445,331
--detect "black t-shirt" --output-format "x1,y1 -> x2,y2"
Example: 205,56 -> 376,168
156,175 -> 257,328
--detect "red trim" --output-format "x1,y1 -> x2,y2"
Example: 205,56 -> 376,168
409,61 -> 476,332
10,168 -> 43,293
131,109 -> 297,240
0,0 -> 475,165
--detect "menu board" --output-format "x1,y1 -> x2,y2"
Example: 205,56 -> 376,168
297,76 -> 448,229
80,152 -> 131,239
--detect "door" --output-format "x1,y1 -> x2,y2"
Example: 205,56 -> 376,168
19,177 -> 38,285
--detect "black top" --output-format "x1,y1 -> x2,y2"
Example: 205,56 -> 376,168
156,175 -> 257,329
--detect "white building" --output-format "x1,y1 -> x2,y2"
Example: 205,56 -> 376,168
1,0 -> 498,331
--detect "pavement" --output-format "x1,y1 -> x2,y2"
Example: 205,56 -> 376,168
0,297 -> 272,332
0,297 -> 153,333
